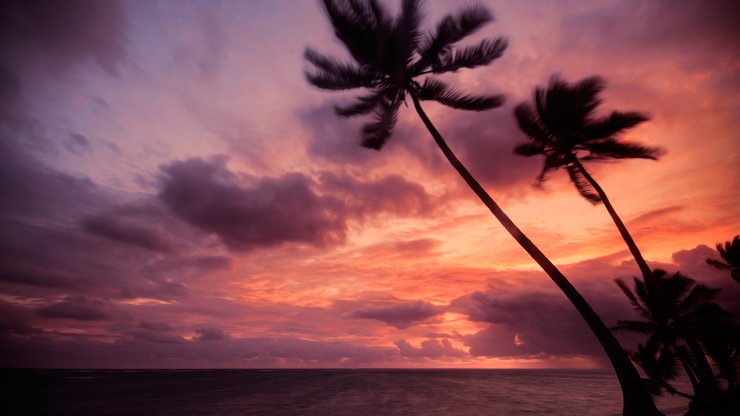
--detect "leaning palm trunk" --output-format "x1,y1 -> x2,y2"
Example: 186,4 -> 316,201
570,157 -> 652,280
410,94 -> 663,416
571,157 -> 720,403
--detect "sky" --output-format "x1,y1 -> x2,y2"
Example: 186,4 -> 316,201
0,0 -> 738,369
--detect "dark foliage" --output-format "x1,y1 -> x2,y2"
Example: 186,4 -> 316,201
305,0 -> 506,150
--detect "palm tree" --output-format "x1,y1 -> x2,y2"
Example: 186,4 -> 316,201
707,236 -> 740,283
513,76 -> 662,281
304,1 -> 661,414
614,269 -> 727,405
631,341 -> 693,400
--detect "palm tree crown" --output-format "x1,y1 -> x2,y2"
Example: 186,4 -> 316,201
305,0 -> 507,149
707,235 -> 740,283
614,269 -> 725,342
514,76 -> 661,203
614,269 -> 731,403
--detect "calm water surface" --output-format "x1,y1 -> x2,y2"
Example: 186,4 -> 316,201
3,369 -> 690,415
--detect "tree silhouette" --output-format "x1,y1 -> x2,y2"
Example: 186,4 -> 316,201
304,1 -> 660,414
513,76 -> 662,281
707,236 -> 740,283
614,269 -> 727,405
631,341 -> 693,400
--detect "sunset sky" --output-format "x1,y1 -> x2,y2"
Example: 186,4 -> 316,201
1,0 -> 738,369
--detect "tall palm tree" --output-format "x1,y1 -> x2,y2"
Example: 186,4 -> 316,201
304,1 -> 661,414
707,235 -> 740,283
614,269 -> 727,404
513,76 -> 662,281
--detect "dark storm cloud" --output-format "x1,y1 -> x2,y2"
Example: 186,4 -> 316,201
0,0 -> 128,75
347,300 -> 445,329
159,158 -> 347,251
37,296 -> 108,321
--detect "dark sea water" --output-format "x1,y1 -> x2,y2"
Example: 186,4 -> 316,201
3,369 -> 690,415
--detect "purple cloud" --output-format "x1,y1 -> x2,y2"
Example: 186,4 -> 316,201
81,213 -> 173,252
348,301 -> 445,329
319,171 -> 436,218
195,326 -> 228,341
37,296 -> 108,321
395,338 -> 465,359
0,0 -> 128,75
159,158 -> 347,251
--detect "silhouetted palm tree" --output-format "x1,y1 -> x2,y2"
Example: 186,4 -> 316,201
513,76 -> 662,281
632,341 -> 693,399
614,269 -> 726,405
707,236 -> 740,283
304,1 -> 660,414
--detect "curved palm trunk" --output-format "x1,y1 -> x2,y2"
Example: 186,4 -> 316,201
569,157 -> 652,280
570,157 -> 720,403
410,94 -> 662,416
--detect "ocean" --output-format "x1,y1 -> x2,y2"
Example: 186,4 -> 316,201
4,369 -> 690,415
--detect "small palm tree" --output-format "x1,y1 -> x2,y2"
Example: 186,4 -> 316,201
305,1 -> 660,414
513,76 -> 662,281
614,269 -> 727,405
707,236 -> 740,283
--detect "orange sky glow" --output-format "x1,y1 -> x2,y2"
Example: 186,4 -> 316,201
0,0 -> 738,369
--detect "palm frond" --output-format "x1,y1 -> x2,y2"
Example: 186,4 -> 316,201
304,48 -> 376,90
534,152 -> 565,186
584,111 -> 650,140
418,78 -> 503,111
706,258 -> 733,271
414,5 -> 492,71
335,93 -> 384,117
676,284 -> 720,317
566,163 -> 601,204
360,99 -> 400,150
514,103 -> 551,145
323,0 -> 391,66
513,142 -> 545,157
717,236 -> 740,266
615,278 -> 651,319
581,138 -> 662,161
432,37 -> 507,73
391,0 -> 423,67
